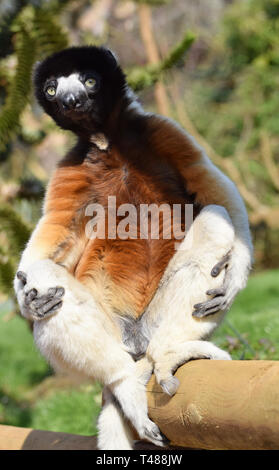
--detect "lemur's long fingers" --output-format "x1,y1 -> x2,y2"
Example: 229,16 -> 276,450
27,286 -> 65,319
31,287 -> 65,309
206,286 -> 226,297
193,296 -> 226,318
33,298 -> 63,317
47,286 -> 65,298
211,251 -> 231,277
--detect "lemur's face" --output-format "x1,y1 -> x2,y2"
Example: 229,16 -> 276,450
43,71 -> 100,120
33,46 -> 127,133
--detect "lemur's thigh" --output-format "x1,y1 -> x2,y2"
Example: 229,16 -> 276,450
143,205 -> 234,393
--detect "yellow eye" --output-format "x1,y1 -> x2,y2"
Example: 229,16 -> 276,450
46,86 -> 56,97
85,77 -> 96,88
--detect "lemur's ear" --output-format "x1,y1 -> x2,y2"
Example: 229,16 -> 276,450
102,47 -> 119,66
107,49 -> 118,62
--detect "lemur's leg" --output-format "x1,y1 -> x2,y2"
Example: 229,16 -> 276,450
179,147 -> 254,316
153,341 -> 231,396
142,205 -> 234,395
97,356 -> 154,450
14,210 -> 165,449
16,259 -> 165,450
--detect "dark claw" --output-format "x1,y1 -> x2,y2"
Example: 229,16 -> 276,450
17,271 -> 27,285
211,252 -> 231,277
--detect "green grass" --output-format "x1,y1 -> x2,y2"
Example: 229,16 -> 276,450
0,269 -> 278,434
0,300 -> 102,435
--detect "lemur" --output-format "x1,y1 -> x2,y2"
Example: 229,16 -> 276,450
14,46 -> 253,450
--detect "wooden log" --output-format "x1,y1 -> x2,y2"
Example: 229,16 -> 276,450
146,359 -> 279,450
0,425 -> 166,450
0,425 -> 97,450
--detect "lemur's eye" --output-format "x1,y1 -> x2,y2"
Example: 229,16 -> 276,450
46,86 -> 56,97
85,77 -> 96,88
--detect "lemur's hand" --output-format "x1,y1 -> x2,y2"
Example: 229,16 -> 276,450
16,271 -> 65,320
15,260 -> 66,321
193,251 -> 237,318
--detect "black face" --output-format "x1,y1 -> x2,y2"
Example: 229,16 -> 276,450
33,46 -> 127,135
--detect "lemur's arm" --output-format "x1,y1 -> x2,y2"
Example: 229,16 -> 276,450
186,152 -> 253,316
14,167 -> 87,320
151,116 -> 253,316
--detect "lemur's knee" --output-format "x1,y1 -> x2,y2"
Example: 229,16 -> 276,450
194,205 -> 235,253
199,205 -> 234,235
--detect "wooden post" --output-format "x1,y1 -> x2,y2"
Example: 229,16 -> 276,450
1,360 -> 279,450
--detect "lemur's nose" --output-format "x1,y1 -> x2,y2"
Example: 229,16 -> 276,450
62,93 -> 81,110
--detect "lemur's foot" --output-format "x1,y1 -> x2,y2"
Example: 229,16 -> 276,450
140,419 -> 169,448
160,376 -> 180,397
16,271 -> 65,321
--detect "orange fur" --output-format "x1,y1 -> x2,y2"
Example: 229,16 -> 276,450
37,117 -> 205,318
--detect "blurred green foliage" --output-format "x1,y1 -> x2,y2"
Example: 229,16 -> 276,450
190,0 -> 279,157
0,204 -> 31,296
186,0 -> 279,268
0,299 -> 101,434
0,1 -> 69,153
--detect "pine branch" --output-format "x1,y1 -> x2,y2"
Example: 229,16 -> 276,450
0,4 -> 69,152
159,31 -> 196,72
0,257 -> 15,296
0,203 -> 32,257
32,8 -> 68,57
127,31 -> 195,91
0,27 -> 34,151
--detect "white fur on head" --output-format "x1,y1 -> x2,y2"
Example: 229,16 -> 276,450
56,73 -> 85,98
